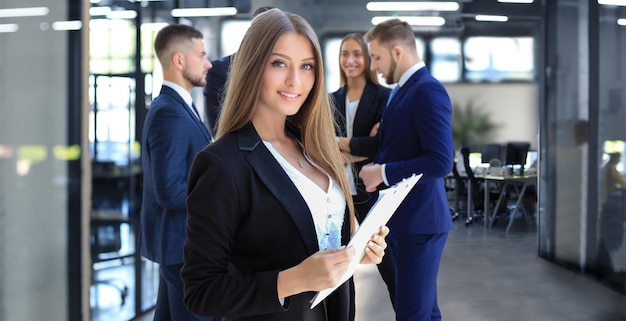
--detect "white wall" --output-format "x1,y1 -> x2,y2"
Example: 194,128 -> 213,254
445,82 -> 540,150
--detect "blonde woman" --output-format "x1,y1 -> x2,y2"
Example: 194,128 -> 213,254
331,32 -> 395,307
182,9 -> 388,321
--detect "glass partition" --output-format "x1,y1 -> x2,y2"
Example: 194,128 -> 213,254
88,2 -> 160,319
596,3 -> 626,293
430,37 -> 461,82
464,36 -> 535,82
0,1 -> 82,320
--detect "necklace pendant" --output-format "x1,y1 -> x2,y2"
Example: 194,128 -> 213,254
298,159 -> 305,168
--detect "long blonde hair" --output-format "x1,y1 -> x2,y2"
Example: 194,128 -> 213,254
216,9 -> 355,233
338,33 -> 380,87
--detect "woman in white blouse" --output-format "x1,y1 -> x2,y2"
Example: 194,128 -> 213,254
182,9 -> 389,321
331,32 -> 395,308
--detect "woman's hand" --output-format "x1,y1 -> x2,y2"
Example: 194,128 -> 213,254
277,246 -> 356,297
369,122 -> 380,137
341,150 -> 368,164
360,225 -> 389,264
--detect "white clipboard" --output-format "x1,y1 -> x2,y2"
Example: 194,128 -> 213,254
310,173 -> 423,308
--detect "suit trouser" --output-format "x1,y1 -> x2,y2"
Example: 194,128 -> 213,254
389,233 -> 448,321
154,263 -> 216,321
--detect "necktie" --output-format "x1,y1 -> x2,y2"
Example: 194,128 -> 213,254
190,103 -> 201,120
386,85 -> 400,107
191,103 -> 213,141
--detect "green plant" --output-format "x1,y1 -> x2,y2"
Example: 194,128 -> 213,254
489,158 -> 502,167
451,99 -> 499,150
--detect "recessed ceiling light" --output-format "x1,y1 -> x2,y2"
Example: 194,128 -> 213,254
497,0 -> 534,3
475,15 -> 509,22
367,2 -> 459,12
106,10 -> 137,19
371,16 -> 446,26
171,7 -> 237,17
0,23 -> 19,33
0,7 -> 49,18
89,6 -> 111,16
52,20 -> 83,31
598,0 -> 626,6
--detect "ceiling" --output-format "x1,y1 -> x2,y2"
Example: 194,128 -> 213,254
90,0 -> 544,37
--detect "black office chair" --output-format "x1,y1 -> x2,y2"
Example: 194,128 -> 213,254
91,220 -> 129,306
459,147 -> 484,225
449,159 -> 466,221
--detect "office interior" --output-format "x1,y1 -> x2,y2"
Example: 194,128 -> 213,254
0,0 -> 625,320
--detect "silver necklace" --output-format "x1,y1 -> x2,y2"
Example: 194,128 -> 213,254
273,140 -> 307,169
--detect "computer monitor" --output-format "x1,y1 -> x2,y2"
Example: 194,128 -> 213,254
481,144 -> 502,164
525,150 -> 538,169
505,142 -> 531,174
468,152 -> 482,169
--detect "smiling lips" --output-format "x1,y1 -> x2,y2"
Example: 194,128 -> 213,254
279,91 -> 299,99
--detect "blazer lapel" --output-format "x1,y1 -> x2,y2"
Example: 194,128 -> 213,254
334,87 -> 348,136
161,86 -> 211,142
237,124 -> 319,254
379,70 -> 425,142
353,83 -> 377,135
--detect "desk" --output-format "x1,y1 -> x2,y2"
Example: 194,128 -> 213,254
479,174 -> 537,233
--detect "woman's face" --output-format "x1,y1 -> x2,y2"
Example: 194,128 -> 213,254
256,32 -> 316,118
340,38 -> 366,80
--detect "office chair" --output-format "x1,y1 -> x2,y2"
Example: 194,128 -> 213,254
451,159 -> 467,220
459,147 -> 485,225
447,160 -> 462,221
91,221 -> 129,306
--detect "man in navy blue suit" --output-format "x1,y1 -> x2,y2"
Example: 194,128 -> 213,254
139,24 -> 215,321
360,19 -> 454,321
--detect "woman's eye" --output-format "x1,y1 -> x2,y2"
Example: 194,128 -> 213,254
271,60 -> 286,68
302,64 -> 314,71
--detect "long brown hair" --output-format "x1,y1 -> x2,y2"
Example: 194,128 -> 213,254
216,9 -> 355,233
338,33 -> 380,87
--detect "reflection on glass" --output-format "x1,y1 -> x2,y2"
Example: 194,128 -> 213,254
431,37 -> 461,82
220,19 -> 252,57
598,140 -> 626,289
324,38 -> 342,93
464,37 -> 534,82
141,258 -> 160,311
90,19 -> 136,74
89,76 -> 138,166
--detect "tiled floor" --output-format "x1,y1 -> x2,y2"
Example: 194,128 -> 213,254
134,217 -> 626,321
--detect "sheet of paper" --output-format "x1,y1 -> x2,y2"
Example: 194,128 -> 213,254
310,173 -> 423,308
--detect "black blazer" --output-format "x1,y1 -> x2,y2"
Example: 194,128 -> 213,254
331,82 -> 390,159
182,122 -> 354,321
331,82 -> 390,215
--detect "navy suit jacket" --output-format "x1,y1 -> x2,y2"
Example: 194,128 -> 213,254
331,82 -> 390,212
139,85 -> 211,266
375,67 -> 454,236
182,123 -> 354,321
204,54 -> 232,135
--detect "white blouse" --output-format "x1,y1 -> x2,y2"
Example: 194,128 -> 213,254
344,97 -> 360,195
263,141 -> 346,251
